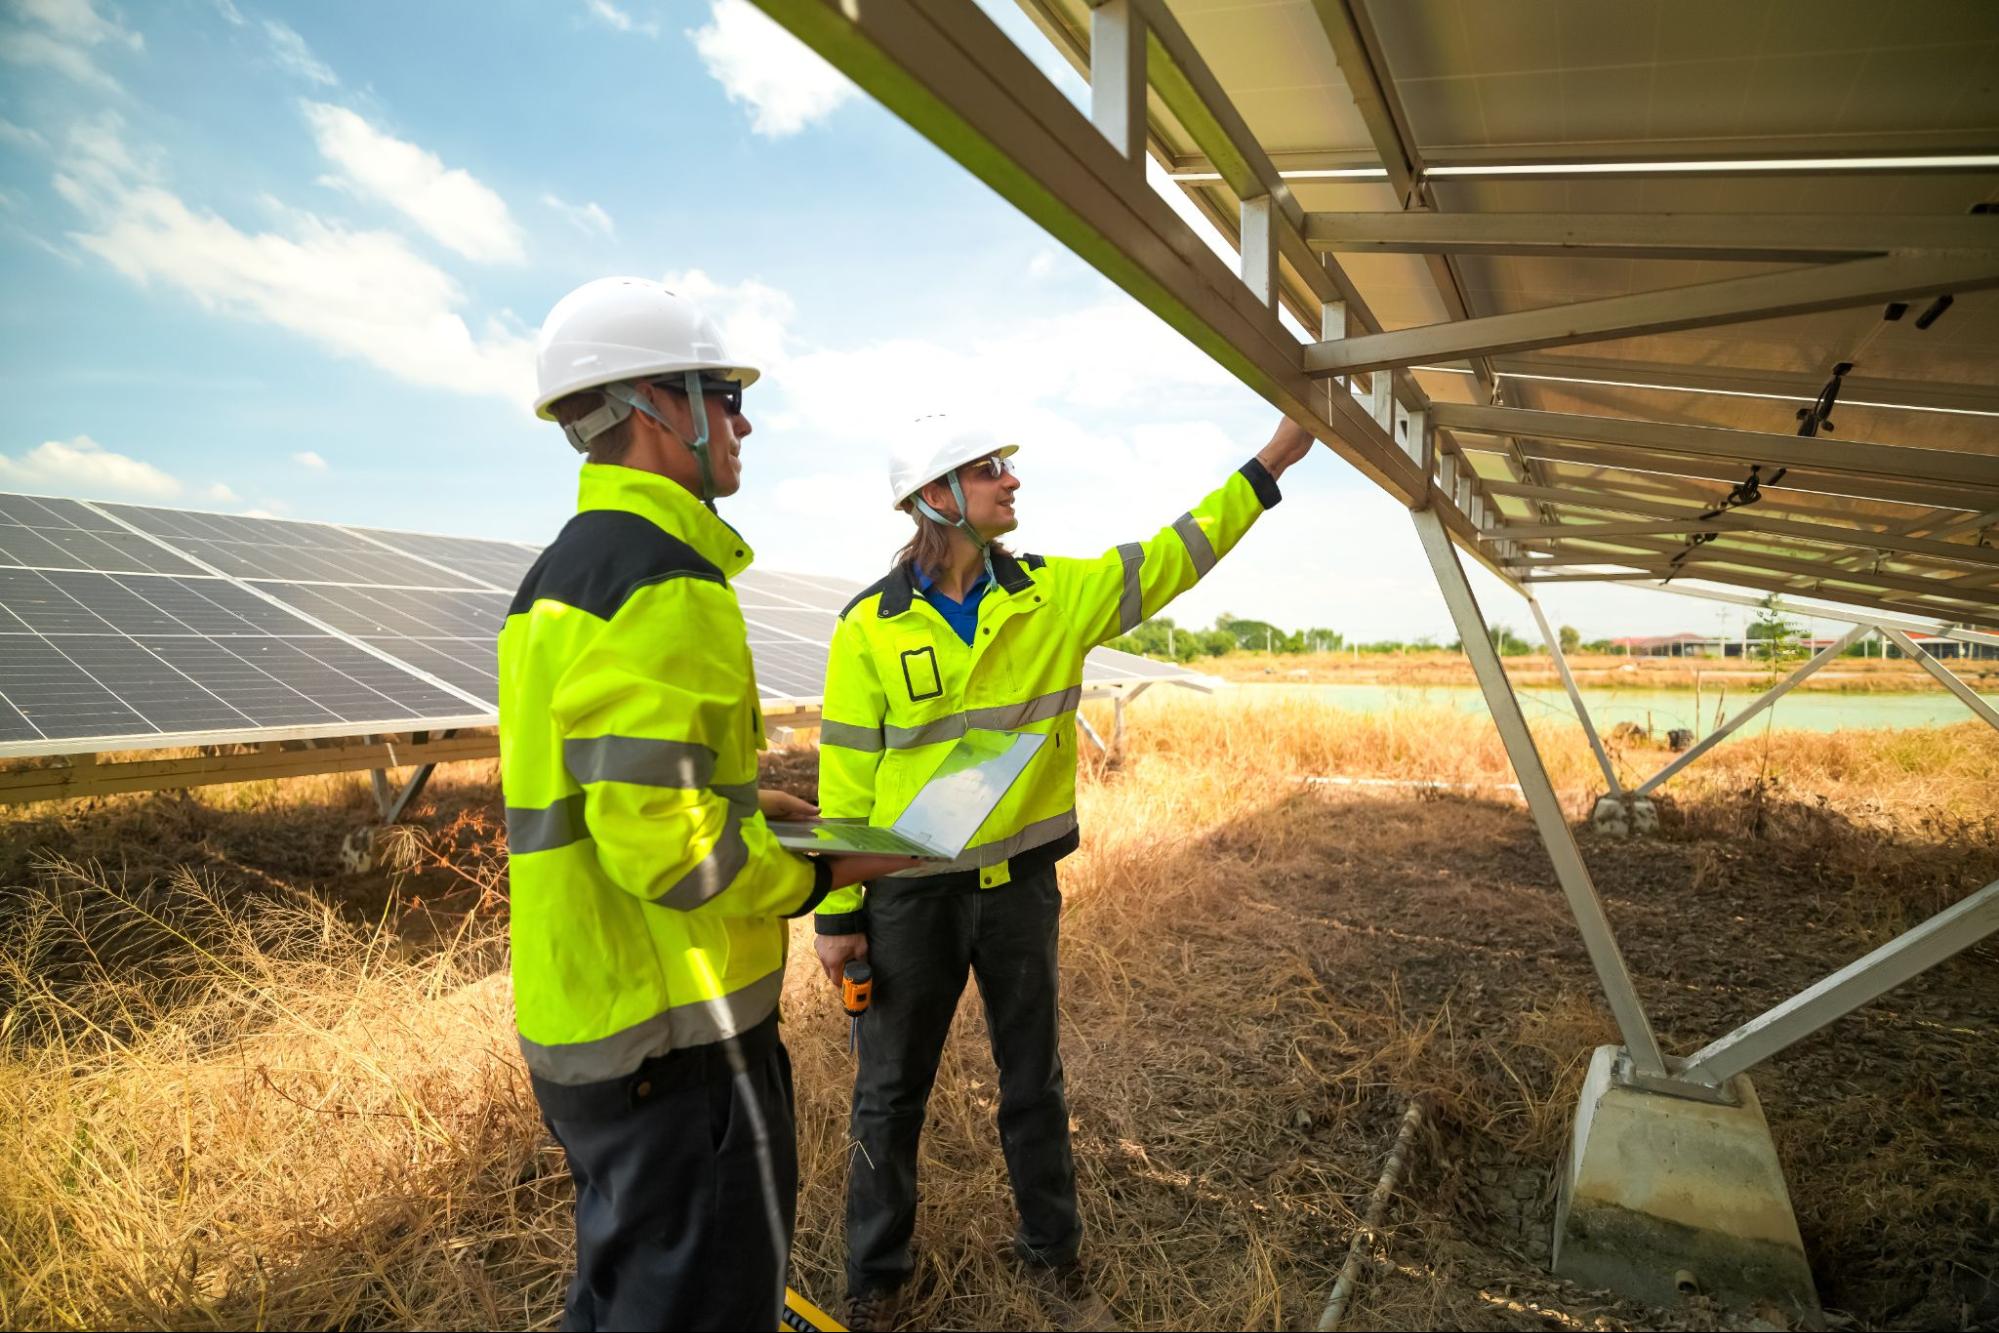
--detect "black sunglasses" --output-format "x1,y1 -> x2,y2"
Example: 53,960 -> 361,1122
657,375 -> 745,414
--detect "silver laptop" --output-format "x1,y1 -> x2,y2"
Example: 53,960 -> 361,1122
770,731 -> 1047,860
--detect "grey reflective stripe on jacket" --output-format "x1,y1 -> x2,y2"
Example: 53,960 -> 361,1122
563,734 -> 717,788
820,719 -> 885,752
507,792 -> 589,854
1115,541 -> 1144,633
881,684 -> 1084,750
517,968 -> 785,1085
652,808 -> 752,909
507,776 -> 759,858
1172,511 -> 1218,576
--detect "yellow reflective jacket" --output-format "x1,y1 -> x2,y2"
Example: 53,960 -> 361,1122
814,459 -> 1281,929
500,463 -> 827,1086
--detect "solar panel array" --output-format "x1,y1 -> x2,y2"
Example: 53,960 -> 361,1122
0,491 -> 1194,758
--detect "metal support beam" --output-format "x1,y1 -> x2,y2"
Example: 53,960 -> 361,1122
1087,0 -> 1146,162
1167,136 -> 1999,179
1504,535 -> 1999,618
1437,402 -> 1999,493
749,0 -> 1427,511
1471,438 -> 1989,514
1486,352 -> 1999,418
1618,581 -> 1999,650
1881,629 -> 1999,730
1413,507 -> 1667,1075
1480,477 -> 1938,530
1306,250 -> 1999,376
1677,879 -> 1999,1087
368,729 -> 457,824
1528,595 -> 1622,797
1240,193 -> 1277,308
1305,211 -> 1999,262
1632,627 -> 1870,797
1484,514 -> 1999,570
0,731 -> 499,806
1548,563 -> 1999,634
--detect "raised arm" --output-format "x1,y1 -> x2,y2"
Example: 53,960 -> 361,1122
1054,418 -> 1314,647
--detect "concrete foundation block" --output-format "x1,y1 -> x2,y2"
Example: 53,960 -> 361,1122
1589,796 -> 1657,838
1553,1046 -> 1819,1321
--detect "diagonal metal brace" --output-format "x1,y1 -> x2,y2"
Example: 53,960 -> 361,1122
1413,508 -> 1668,1076
368,730 -> 454,824
1633,626 -> 1869,796
1676,878 -> 1999,1087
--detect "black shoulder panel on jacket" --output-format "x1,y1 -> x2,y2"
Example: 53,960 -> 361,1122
508,509 -> 724,620
840,568 -> 900,621
1023,552 -> 1047,570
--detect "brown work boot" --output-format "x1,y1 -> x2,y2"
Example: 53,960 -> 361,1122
1029,1260 -> 1119,1331
840,1284 -> 906,1332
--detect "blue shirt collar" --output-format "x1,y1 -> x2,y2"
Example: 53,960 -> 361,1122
911,564 -> 990,602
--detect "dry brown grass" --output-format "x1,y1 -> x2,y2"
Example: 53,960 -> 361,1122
2,696 -> 1995,1331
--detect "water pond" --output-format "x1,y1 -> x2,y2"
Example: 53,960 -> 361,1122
1264,682 -> 1987,735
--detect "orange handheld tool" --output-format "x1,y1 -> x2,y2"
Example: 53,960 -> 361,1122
842,960 -> 872,1052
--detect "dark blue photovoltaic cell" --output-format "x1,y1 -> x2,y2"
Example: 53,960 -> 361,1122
99,505 -> 486,588
0,491 -> 1193,753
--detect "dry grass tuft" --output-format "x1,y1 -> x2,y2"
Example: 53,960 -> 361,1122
2,695 -> 1995,1330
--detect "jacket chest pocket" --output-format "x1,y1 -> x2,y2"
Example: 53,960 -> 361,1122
898,645 -> 944,702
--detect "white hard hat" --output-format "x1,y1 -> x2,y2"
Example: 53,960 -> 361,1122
887,415 -> 1018,508
533,276 -> 759,420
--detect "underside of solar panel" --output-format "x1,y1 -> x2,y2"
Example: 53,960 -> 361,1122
0,491 -> 1194,759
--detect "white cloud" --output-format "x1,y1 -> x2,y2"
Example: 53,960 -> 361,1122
1,0 -> 140,92
1,29 -> 120,90
660,268 -> 797,371
303,102 -> 524,263
0,118 -> 50,151
55,113 -> 535,406
202,481 -> 239,502
213,0 -> 244,25
583,0 -> 658,37
542,192 -> 614,238
263,19 -> 336,85
291,450 -> 328,472
16,0 -> 141,50
690,0 -> 854,138
0,435 -> 181,499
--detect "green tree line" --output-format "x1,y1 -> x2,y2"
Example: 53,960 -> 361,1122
1111,614 -> 1618,662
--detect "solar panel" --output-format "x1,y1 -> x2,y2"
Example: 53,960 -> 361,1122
0,491 -> 1201,760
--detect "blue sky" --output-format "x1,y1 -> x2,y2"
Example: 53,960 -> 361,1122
0,0 -> 1797,643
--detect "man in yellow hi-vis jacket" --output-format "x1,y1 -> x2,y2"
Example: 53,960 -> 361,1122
812,413 -> 1315,1329
502,277 -> 914,1333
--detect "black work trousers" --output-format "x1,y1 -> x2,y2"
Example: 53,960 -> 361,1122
846,865 -> 1080,1294
531,1014 -> 797,1333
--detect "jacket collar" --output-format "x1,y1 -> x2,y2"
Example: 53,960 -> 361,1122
878,550 -> 1036,619
576,463 -> 753,579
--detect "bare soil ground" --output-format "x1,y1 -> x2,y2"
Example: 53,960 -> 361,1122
3,697 -> 1995,1331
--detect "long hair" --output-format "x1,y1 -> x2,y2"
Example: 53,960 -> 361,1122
893,506 -> 1011,582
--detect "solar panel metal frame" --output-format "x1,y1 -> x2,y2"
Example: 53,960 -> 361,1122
742,0 -> 1999,1114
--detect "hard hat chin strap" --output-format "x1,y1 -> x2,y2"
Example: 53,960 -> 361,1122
563,374 -> 718,508
913,470 -> 996,583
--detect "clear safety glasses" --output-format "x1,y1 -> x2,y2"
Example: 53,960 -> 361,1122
962,453 -> 1016,482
